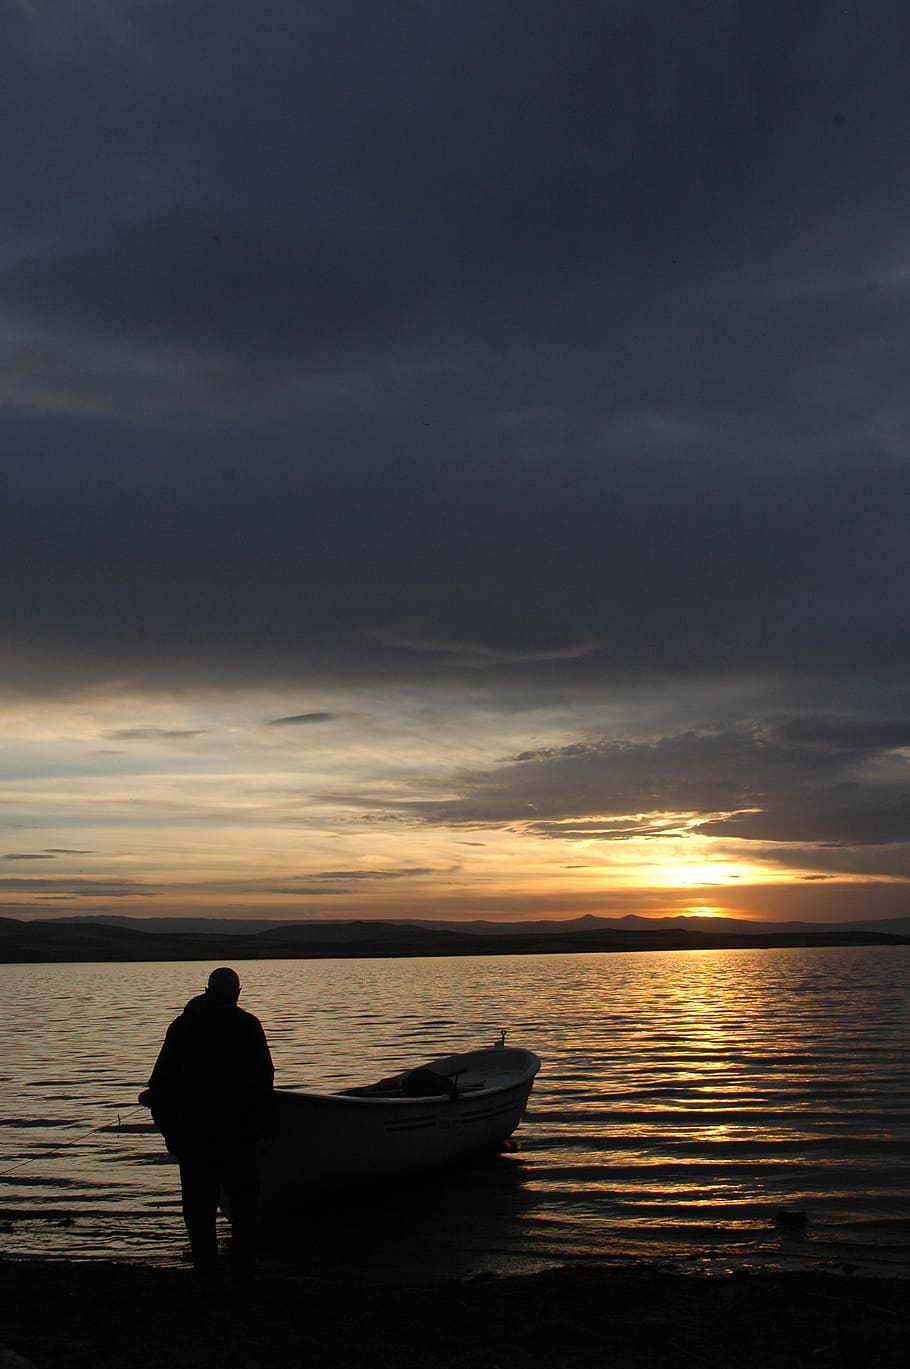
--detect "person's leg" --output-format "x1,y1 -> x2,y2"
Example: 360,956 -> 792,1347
219,1143 -> 260,1284
178,1150 -> 221,1280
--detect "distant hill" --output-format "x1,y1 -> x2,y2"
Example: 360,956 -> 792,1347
31,911 -> 910,937
402,912 -> 910,939
1,913 -> 907,964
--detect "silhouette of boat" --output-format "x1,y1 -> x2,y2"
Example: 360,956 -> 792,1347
254,1038 -> 541,1208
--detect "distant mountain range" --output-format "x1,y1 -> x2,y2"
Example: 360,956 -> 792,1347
26,910 -> 910,937
17,910 -> 910,936
1,911 -> 907,964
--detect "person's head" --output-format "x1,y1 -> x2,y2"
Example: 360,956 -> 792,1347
206,967 -> 241,1004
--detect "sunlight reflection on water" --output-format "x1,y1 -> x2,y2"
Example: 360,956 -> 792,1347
1,945 -> 909,1278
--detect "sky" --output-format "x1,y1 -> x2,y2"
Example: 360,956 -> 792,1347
3,0 -> 910,926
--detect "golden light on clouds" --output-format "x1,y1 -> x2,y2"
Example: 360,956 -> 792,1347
2,687 -> 907,925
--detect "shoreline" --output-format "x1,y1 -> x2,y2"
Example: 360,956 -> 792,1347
2,1258 -> 909,1368
2,922 -> 907,965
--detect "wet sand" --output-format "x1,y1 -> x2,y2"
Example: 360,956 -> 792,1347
1,1259 -> 908,1368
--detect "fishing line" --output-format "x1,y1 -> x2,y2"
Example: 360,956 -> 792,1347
0,1105 -> 148,1182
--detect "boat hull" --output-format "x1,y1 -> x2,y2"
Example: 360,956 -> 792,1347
256,1045 -> 540,1207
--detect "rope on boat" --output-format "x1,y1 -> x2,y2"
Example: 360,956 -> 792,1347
0,1105 -> 148,1181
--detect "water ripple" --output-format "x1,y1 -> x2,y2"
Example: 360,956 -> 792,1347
1,945 -> 909,1276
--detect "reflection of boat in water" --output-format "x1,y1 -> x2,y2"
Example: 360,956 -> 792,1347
254,1039 -> 541,1209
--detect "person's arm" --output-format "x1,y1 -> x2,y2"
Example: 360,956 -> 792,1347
144,1021 -> 184,1135
251,1019 -> 278,1136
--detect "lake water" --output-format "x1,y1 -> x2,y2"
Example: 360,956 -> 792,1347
1,945 -> 909,1280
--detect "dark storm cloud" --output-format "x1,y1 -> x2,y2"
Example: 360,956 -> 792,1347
400,717 -> 910,855
8,2 -> 908,296
3,212 -> 417,361
768,718 -> 910,751
5,408 -> 910,692
3,1 -> 910,708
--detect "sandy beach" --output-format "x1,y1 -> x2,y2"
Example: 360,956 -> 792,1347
2,1258 -> 908,1369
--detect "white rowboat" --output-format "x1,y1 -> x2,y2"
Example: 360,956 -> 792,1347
255,1041 -> 541,1208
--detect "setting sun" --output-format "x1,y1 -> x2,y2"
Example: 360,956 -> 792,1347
656,860 -> 750,888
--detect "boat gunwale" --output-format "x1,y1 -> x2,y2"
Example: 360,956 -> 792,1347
273,1047 -> 540,1109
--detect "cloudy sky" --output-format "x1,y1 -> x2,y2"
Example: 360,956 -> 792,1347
3,1 -> 910,925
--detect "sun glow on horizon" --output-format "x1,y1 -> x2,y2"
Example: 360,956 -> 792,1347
655,859 -> 756,888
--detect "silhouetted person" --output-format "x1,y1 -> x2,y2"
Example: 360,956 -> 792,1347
143,967 -> 276,1284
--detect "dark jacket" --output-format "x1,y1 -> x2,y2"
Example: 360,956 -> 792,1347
147,993 -> 276,1156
